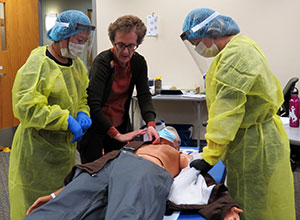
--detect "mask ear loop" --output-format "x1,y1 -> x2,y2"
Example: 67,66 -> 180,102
202,24 -> 210,38
64,38 -> 71,53
210,38 -> 215,47
196,22 -> 211,40
199,28 -> 216,49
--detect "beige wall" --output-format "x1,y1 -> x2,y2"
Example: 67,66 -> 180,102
95,0 -> 300,91
95,0 -> 300,141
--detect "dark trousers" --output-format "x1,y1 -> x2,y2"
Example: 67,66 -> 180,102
24,151 -> 173,220
78,123 -> 128,164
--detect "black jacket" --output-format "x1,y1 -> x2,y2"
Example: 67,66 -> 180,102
87,49 -> 156,133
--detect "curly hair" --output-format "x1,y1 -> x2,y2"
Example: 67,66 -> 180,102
108,15 -> 147,45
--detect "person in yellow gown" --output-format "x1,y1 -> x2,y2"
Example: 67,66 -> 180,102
9,10 -> 95,220
181,8 -> 295,220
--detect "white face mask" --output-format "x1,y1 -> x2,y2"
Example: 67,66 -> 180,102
60,41 -> 85,59
60,48 -> 77,59
68,41 -> 85,57
194,39 -> 219,57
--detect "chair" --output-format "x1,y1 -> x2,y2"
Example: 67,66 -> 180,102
277,77 -> 299,117
276,77 -> 299,170
0,126 -> 18,147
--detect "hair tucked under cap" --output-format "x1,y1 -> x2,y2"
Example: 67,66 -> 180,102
182,8 -> 240,40
47,10 -> 91,42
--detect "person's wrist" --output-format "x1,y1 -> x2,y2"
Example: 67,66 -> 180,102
113,133 -> 122,141
147,121 -> 156,128
50,193 -> 56,199
107,126 -> 119,138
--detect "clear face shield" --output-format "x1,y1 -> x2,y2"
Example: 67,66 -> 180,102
180,30 -> 211,76
73,23 -> 96,67
180,12 -> 220,76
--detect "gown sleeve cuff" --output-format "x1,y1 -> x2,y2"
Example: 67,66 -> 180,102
201,140 -> 225,166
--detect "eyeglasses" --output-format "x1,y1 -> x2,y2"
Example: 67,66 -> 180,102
114,42 -> 138,51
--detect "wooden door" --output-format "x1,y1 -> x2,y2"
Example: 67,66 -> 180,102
0,0 -> 39,129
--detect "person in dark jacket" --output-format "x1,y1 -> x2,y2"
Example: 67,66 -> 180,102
78,15 -> 159,163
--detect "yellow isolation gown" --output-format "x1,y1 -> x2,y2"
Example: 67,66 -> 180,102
202,34 -> 295,220
9,46 -> 90,220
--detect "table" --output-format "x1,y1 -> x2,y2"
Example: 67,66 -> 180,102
283,124 -> 300,146
131,94 -> 206,147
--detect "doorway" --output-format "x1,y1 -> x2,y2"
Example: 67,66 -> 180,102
0,0 -> 40,129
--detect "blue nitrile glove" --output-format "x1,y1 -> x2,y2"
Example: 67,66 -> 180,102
67,115 -> 83,143
76,112 -> 92,131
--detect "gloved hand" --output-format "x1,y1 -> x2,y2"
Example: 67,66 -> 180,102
190,158 -> 213,174
76,112 -> 92,131
67,115 -> 83,143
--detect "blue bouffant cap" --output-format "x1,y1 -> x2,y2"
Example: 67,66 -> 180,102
182,8 -> 240,40
47,10 -> 92,41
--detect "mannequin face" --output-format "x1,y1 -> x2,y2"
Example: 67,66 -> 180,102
160,136 -> 180,151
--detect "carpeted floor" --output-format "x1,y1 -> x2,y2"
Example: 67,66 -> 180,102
1,151 -> 300,220
0,151 -> 10,220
